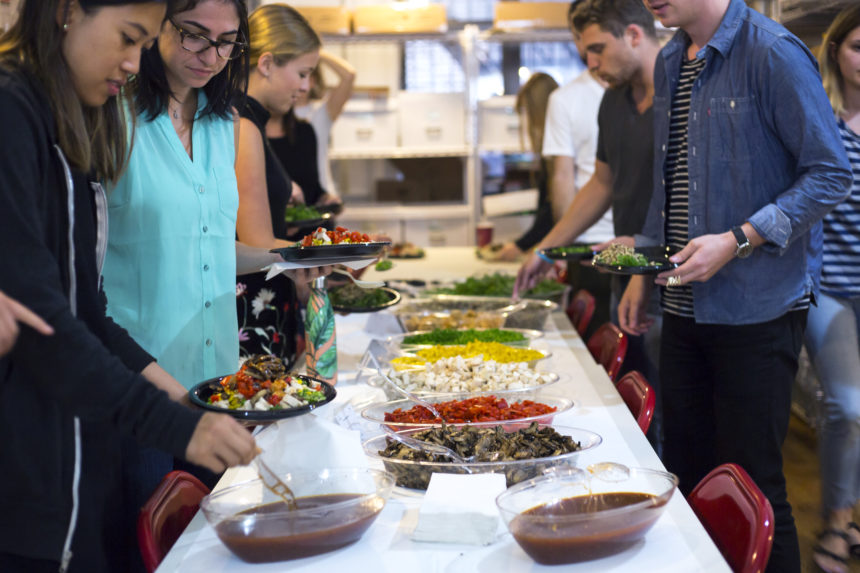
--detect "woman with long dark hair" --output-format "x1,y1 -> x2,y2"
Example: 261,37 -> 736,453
101,1 -> 328,568
0,1 -> 256,571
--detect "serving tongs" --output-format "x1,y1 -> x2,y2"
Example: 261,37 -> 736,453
381,425 -> 475,464
330,267 -> 385,289
253,431 -> 297,510
362,340 -> 446,422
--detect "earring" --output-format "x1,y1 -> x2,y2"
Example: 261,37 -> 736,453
63,22 -> 69,30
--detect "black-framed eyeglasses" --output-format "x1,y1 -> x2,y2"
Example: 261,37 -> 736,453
169,19 -> 246,60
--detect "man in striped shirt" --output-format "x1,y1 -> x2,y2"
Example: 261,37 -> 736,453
620,0 -> 852,571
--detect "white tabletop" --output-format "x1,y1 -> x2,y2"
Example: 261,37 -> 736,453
363,246 -> 521,283
158,302 -> 730,572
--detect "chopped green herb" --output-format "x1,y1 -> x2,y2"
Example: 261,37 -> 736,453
285,204 -> 323,223
402,328 -> 527,345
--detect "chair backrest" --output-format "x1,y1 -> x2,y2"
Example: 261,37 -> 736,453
615,370 -> 655,433
586,322 -> 628,381
138,470 -> 210,573
566,289 -> 596,335
687,463 -> 774,573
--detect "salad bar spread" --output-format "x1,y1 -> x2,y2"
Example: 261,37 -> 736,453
208,355 -> 327,411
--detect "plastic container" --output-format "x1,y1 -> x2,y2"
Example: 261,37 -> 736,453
360,392 -> 573,431
364,425 -> 601,490
496,464 -> 678,564
200,468 -> 394,563
391,295 -> 559,331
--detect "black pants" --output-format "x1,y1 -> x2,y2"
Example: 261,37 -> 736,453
565,261 -> 612,341
660,311 -> 806,573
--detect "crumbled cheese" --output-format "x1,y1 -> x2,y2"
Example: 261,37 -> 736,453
385,355 -> 556,394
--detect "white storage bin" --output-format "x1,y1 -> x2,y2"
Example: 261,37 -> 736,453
398,92 -> 466,149
478,96 -> 524,151
331,98 -> 399,152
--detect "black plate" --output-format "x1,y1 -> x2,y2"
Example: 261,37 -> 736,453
188,374 -> 336,422
331,286 -> 401,314
591,246 -> 677,275
317,202 -> 344,216
284,211 -> 334,229
540,243 -> 595,261
271,242 -> 391,262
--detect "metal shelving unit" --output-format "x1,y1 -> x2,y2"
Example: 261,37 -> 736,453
325,25 -> 574,245
330,145 -> 471,160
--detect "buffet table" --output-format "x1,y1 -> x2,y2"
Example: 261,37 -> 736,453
158,248 -> 731,572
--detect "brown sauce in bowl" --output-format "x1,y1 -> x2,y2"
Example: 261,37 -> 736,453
214,493 -> 383,563
509,492 -> 666,564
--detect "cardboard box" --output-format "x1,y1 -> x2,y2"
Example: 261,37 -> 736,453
353,4 -> 447,35
331,97 -> 398,151
478,96 -> 524,150
493,2 -> 570,32
295,6 -> 351,36
398,92 -> 466,148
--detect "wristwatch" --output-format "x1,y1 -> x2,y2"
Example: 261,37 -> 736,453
731,226 -> 753,258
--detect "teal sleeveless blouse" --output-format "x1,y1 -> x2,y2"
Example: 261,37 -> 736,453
103,93 -> 239,389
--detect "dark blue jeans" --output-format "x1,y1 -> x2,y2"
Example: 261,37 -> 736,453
660,310 -> 806,573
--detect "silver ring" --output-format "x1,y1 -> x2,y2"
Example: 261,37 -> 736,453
667,275 -> 682,287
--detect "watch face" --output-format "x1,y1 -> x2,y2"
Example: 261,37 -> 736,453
737,243 -> 753,258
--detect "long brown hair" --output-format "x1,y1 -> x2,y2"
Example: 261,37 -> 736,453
0,0 -> 131,182
820,5 -> 860,116
516,72 -> 559,156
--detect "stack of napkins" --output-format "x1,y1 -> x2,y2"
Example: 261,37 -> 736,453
412,473 -> 507,545
265,257 -> 375,279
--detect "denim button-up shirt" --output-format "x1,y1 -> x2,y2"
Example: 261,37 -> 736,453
640,0 -> 851,325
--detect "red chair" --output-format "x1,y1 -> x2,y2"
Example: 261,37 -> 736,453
586,322 -> 628,381
138,470 -> 211,573
566,289 -> 596,335
687,463 -> 774,573
615,370 -> 655,433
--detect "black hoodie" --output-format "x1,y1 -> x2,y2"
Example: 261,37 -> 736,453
0,67 -> 203,569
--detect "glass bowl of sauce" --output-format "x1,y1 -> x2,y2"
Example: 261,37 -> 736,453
199,467 -> 394,563
496,464 -> 678,565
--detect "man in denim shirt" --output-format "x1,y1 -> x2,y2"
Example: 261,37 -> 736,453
620,0 -> 852,570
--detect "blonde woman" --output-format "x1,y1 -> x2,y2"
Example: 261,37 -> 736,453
807,6 -> 860,572
289,49 -> 356,203
235,3 -> 321,360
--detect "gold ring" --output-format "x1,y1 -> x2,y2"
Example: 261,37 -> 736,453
667,275 -> 682,287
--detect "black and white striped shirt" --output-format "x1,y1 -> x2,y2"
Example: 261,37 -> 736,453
662,56 -> 705,318
821,118 -> 860,298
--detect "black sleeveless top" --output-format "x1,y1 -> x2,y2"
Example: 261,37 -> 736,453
268,117 -> 326,207
239,96 -> 292,240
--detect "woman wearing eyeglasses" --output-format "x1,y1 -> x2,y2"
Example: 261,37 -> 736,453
100,1 -> 327,569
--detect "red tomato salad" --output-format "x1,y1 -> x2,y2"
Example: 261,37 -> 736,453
299,226 -> 372,247
208,355 -> 326,411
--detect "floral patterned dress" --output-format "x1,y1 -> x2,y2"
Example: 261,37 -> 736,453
236,276 -> 302,368
235,96 -> 304,367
